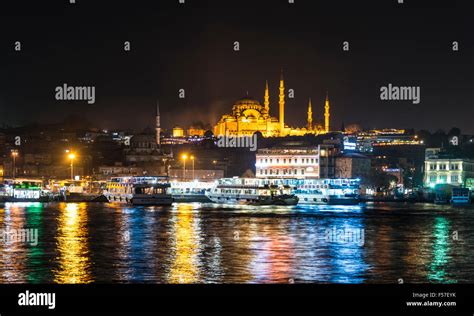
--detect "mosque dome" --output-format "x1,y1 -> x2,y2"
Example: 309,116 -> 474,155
232,96 -> 264,117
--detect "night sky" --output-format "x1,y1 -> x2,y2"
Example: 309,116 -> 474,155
0,0 -> 472,133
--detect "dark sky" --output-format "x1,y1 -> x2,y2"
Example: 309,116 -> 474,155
0,0 -> 472,133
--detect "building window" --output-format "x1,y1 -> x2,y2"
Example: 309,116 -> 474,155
283,159 -> 286,163
429,175 -> 437,183
294,169 -> 297,175
301,169 -> 305,175
450,175 -> 459,183
439,175 -> 447,183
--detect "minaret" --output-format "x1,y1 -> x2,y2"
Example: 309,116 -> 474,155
279,70 -> 285,136
156,101 -> 161,146
307,98 -> 313,131
264,80 -> 270,116
324,92 -> 330,133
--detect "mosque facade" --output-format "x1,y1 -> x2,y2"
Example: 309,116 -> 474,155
213,72 -> 331,137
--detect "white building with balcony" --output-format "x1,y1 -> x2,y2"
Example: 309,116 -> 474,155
424,148 -> 474,189
255,145 -> 335,179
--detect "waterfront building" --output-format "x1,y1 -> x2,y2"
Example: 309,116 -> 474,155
213,72 -> 330,137
335,153 -> 371,179
424,148 -> 474,189
255,145 -> 336,179
355,129 -> 422,153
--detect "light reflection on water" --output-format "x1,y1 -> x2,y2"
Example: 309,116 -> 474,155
53,203 -> 92,284
0,201 -> 473,284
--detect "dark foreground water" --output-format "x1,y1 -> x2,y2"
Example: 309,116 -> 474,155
0,202 -> 473,284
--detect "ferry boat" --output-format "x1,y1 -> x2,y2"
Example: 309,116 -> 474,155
205,177 -> 298,206
49,179 -> 106,202
450,187 -> 471,205
285,178 -> 361,205
170,180 -> 213,203
103,177 -> 134,203
433,184 -> 453,205
104,176 -> 173,206
131,182 -> 173,206
0,179 -> 50,202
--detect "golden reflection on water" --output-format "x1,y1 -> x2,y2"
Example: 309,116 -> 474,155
168,204 -> 199,283
0,203 -> 28,283
53,203 -> 93,284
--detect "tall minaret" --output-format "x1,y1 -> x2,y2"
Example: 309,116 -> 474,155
264,80 -> 270,117
324,92 -> 330,133
307,98 -> 313,131
156,100 -> 161,146
279,70 -> 285,136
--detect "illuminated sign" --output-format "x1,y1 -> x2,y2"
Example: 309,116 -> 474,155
343,136 -> 357,151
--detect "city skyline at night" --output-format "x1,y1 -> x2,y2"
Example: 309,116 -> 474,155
1,0 -> 474,314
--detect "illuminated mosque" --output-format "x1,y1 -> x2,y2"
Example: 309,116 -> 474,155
213,72 -> 331,137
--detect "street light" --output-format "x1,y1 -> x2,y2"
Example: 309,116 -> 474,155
181,154 -> 188,181
68,152 -> 76,180
190,155 -> 195,180
11,150 -> 19,179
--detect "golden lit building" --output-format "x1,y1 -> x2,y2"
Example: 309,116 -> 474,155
187,127 -> 206,137
213,72 -> 331,137
172,126 -> 185,138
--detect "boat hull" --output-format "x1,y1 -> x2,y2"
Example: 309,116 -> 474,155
250,195 -> 299,206
0,197 -> 50,203
296,194 -> 360,205
172,194 -> 212,203
131,194 -> 173,206
206,193 -> 298,206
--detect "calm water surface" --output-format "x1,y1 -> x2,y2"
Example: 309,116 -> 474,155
0,202 -> 473,284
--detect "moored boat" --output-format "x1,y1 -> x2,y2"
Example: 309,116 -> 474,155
131,182 -> 173,206
284,178 -> 361,205
205,177 -> 298,206
104,176 -> 173,206
0,179 -> 50,202
451,187 -> 471,205
170,180 -> 213,203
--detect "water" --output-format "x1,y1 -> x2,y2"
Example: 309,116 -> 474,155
0,202 -> 473,284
